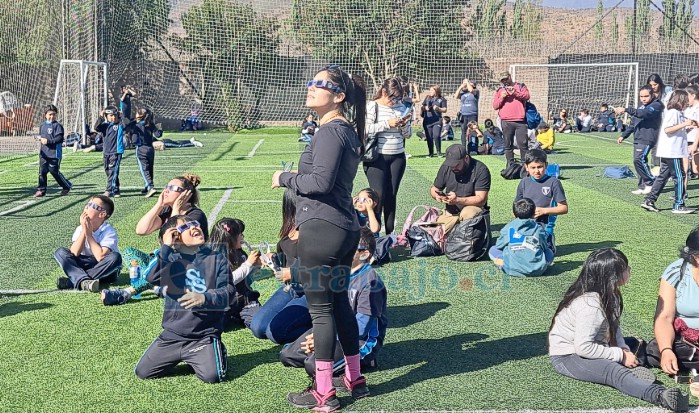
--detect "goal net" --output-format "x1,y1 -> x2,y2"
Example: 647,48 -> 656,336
510,63 -> 639,124
53,60 -> 108,144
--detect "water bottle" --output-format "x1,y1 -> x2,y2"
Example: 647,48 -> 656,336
129,261 -> 141,298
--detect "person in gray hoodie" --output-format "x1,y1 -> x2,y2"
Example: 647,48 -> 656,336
488,198 -> 553,277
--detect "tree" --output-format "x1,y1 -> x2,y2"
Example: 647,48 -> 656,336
624,0 -> 651,47
290,0 -> 470,90
510,0 -> 542,40
472,0 -> 507,39
594,0 -> 604,40
658,0 -> 678,40
611,10 -> 619,45
676,0 -> 696,41
174,0 -> 280,131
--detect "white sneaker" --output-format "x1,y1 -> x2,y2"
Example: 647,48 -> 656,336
631,188 -> 645,195
72,141 -> 79,152
642,185 -> 653,194
406,153 -> 412,159
190,137 -> 203,147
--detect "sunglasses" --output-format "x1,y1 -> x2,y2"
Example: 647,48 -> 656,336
87,202 -> 106,212
320,64 -> 349,92
306,79 -> 342,93
165,184 -> 185,193
176,220 -> 201,234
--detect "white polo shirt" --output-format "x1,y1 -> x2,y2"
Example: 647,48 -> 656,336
71,222 -> 119,257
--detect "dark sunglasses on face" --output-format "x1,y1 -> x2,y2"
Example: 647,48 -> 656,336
306,79 -> 342,93
165,184 -> 185,193
87,202 -> 106,212
177,220 -> 201,234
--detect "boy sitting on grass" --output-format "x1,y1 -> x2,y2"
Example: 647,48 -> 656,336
280,227 -> 387,397
489,197 -> 554,277
54,195 -> 122,292
515,149 -> 568,252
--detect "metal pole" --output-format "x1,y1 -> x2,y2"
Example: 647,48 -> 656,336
632,0 -> 637,56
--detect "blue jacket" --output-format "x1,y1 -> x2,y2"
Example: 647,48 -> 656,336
146,244 -> 235,340
620,98 -> 664,146
39,121 -> 64,159
496,218 -> 552,277
131,121 -> 162,148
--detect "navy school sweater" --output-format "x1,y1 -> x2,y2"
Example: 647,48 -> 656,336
39,121 -> 64,159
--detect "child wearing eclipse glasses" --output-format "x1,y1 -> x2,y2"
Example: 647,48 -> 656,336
135,215 -> 235,383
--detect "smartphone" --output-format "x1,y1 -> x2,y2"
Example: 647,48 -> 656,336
436,190 -> 447,197
401,104 -> 413,118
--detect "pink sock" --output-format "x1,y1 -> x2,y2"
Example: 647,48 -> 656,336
344,354 -> 361,382
315,360 -> 334,395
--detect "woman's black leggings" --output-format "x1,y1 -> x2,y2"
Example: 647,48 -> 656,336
363,153 -> 406,235
423,122 -> 442,156
297,219 -> 360,361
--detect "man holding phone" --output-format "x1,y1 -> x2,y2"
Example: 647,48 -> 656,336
492,71 -> 530,165
430,144 -> 491,234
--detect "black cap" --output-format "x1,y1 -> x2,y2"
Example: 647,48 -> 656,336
443,144 -> 468,167
104,106 -> 119,115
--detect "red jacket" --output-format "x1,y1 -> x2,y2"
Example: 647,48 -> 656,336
492,84 -> 530,122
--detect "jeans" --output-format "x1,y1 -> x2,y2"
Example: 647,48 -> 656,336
54,247 -> 122,289
249,286 -> 311,345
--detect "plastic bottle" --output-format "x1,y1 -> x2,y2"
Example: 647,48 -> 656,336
129,261 -> 141,298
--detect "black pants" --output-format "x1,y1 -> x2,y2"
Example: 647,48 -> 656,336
363,153 -> 406,235
136,145 -> 155,190
647,338 -> 699,372
297,219 -> 359,361
646,157 -> 685,209
575,119 -> 591,132
135,334 -> 227,383
500,120 -> 528,164
459,114 -> 478,148
423,122 -> 442,156
633,143 -> 655,189
163,139 -> 194,148
38,156 -> 71,192
104,153 -> 122,195
54,247 -> 122,289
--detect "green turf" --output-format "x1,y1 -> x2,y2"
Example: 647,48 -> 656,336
0,129 -> 696,411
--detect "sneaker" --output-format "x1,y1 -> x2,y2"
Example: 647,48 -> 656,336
405,153 -> 412,159
153,286 -> 164,298
60,188 -> 71,196
56,277 -> 73,290
416,131 -> 426,140
629,366 -> 656,383
332,375 -> 370,400
145,188 -> 157,198
34,190 -> 45,198
101,288 -> 131,306
287,381 -> 340,412
113,193 -> 121,198
80,279 -> 100,292
658,387 -> 689,412
641,200 -> 660,212
190,137 -> 203,147
83,145 -> 96,153
642,185 -> 653,195
631,188 -> 645,195
140,187 -> 149,195
672,206 -> 696,214
72,141 -> 79,152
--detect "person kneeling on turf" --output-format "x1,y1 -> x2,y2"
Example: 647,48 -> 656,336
134,216 -> 233,383
279,227 -> 387,397
489,197 -> 554,277
55,195 -> 122,292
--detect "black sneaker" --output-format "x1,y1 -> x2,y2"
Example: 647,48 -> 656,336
287,381 -> 340,412
56,277 -> 73,290
641,200 -> 659,212
332,375 -> 370,399
658,387 -> 689,412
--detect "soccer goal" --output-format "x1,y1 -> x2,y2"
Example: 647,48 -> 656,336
53,60 -> 108,143
509,62 -> 639,123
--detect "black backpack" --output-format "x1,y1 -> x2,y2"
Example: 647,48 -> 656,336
501,162 -> 525,180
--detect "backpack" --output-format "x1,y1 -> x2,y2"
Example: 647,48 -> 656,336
501,162 -> 525,180
373,235 -> 395,265
396,205 -> 446,257
603,166 -> 635,179
445,210 -> 491,262
525,101 -> 542,129
546,164 -> 561,179
363,101 -> 380,163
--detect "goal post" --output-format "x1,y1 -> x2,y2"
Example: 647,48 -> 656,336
509,62 -> 639,122
53,60 -> 108,142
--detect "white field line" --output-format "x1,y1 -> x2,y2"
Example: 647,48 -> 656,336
0,200 -> 35,216
0,289 -> 87,295
572,132 -> 632,145
247,139 -> 264,158
23,161 -> 38,166
231,200 -> 281,203
208,188 -> 234,227
0,170 -> 7,174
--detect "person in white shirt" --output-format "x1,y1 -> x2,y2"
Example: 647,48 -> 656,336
642,90 -> 698,214
575,109 -> 593,132
55,195 -> 122,291
683,85 -> 699,180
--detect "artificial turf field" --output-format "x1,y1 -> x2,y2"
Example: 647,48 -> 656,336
0,128 -> 698,412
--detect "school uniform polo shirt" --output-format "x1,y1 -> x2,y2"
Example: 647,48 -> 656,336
71,222 -> 119,257
515,175 -> 566,229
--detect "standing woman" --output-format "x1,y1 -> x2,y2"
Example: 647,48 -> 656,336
454,79 -> 479,147
648,74 -> 672,104
421,85 -> 447,157
272,66 -> 367,412
364,77 -> 411,235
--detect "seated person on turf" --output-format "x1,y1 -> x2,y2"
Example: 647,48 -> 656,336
552,109 -> 572,133
481,118 -> 505,155
515,149 -> 568,250
299,114 -> 317,142
134,216 -> 233,383
440,116 -> 454,141
536,121 -> 555,152
575,109 -> 592,132
280,227 -> 387,386
463,120 -> 480,154
549,248 -> 689,412
431,144 -> 491,235
489,197 -> 554,277
646,226 -> 699,397
55,195 -> 122,292
354,188 -> 381,236
248,188 -> 311,345
594,104 -> 617,132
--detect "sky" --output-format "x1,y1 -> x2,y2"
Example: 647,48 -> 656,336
517,0 -> 699,14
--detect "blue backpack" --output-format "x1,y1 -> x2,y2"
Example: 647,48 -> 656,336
603,166 -> 635,179
525,101 -> 542,129
546,164 -> 561,179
